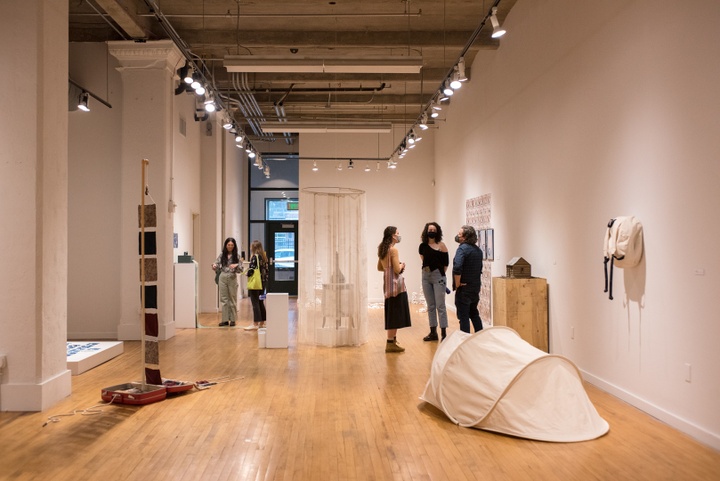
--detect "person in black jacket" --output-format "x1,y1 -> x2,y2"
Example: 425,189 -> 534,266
452,225 -> 483,333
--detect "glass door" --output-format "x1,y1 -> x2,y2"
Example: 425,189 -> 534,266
266,221 -> 298,295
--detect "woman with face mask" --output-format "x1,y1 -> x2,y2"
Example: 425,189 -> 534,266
377,226 -> 412,352
418,222 -> 450,341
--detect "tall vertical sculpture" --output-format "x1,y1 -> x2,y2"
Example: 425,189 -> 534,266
298,188 -> 368,346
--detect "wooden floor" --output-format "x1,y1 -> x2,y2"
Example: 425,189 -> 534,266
1,299 -> 718,481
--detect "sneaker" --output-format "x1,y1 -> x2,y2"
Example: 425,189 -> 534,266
385,340 -> 405,353
243,324 -> 259,331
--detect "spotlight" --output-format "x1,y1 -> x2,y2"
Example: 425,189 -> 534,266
407,130 -> 416,144
235,133 -> 244,143
264,165 -> 270,177
248,150 -> 256,159
376,161 -> 381,172
419,113 -> 429,130
190,72 -> 202,90
77,92 -> 90,112
457,57 -> 468,82
443,80 -> 454,97
195,85 -> 206,96
312,161 -> 319,172
450,67 -> 462,90
364,162 -> 371,172
222,115 -> 233,130
183,67 -> 194,84
337,162 -> 343,171
490,7 -> 507,38
348,159 -> 354,170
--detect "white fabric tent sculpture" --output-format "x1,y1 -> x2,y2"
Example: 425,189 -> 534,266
421,327 -> 609,442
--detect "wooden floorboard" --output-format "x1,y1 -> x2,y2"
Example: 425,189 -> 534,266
0,298 -> 718,480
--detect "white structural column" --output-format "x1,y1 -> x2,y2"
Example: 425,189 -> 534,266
0,1 -> 72,411
199,117 -> 224,314
109,40 -> 183,341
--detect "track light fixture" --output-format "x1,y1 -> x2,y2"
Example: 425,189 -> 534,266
222,115 -> 233,130
457,57 -> 468,82
235,132 -> 244,143
190,72 -> 202,90
312,161 -> 319,172
450,67 -> 462,90
337,162 -> 343,171
490,7 -> 507,38
248,150 -> 257,159
77,91 -> 90,112
419,113 -> 429,130
204,97 -> 216,112
348,159 -> 354,170
183,67 -> 194,84
443,80 -> 454,97
364,162 -> 371,172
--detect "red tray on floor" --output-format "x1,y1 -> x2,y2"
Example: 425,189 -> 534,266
101,382 -> 167,405
162,379 -> 194,394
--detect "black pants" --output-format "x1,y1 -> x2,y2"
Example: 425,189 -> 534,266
249,289 -> 266,323
455,286 -> 482,333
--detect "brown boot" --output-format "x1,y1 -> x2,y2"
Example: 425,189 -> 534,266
385,339 -> 405,353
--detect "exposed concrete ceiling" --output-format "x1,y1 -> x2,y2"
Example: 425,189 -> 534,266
69,0 -> 516,148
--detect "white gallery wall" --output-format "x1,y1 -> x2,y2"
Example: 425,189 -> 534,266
67,42 -> 228,339
433,0 -> 719,448
68,43 -> 124,339
299,128 -> 436,303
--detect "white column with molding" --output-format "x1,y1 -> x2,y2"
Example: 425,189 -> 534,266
0,1 -> 72,411
109,40 -> 184,341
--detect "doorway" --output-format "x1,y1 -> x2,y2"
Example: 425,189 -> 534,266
266,221 -> 298,295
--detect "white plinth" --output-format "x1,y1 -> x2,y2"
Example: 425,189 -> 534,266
266,293 -> 289,348
174,262 -> 197,328
67,341 -> 124,375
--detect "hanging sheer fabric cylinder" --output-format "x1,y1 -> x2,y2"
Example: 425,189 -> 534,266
298,187 -> 368,346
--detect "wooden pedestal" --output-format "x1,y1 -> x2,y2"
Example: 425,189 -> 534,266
492,277 -> 548,352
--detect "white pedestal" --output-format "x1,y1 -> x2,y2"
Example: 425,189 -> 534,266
266,293 -> 288,348
174,262 -> 197,328
67,341 -> 124,375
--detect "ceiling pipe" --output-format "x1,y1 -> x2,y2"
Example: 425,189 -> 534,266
134,12 -> 422,19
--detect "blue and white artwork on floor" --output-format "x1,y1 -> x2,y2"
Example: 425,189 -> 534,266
67,341 -> 124,375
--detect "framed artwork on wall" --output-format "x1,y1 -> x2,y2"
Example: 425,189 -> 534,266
479,229 -> 487,260
486,228 -> 494,261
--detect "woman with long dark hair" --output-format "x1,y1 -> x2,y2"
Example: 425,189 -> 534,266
212,237 -> 242,327
377,226 -> 412,352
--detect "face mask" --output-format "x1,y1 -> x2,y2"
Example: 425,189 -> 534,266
455,235 -> 461,243
395,234 -> 402,243
427,232 -> 437,239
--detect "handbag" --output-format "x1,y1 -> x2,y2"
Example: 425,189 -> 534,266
214,267 -> 221,285
247,255 -> 263,290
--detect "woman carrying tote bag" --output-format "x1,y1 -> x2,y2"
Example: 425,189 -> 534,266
243,240 -> 269,330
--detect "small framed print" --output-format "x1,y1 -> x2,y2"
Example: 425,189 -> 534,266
479,229 -> 487,260
486,228 -> 494,261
